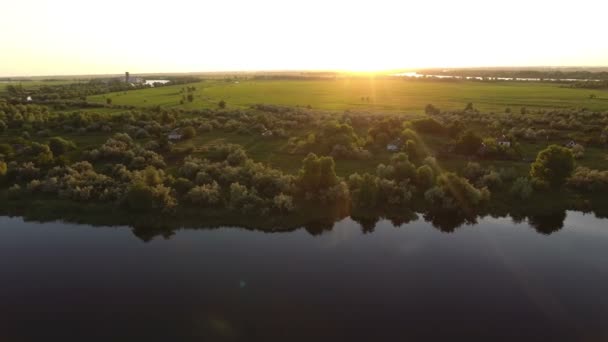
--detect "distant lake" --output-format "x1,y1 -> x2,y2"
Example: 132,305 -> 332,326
1,212 -> 608,341
145,79 -> 171,86
392,72 -> 600,82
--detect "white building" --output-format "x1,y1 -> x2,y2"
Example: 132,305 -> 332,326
168,129 -> 183,141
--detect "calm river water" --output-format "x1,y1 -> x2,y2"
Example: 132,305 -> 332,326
1,212 -> 607,341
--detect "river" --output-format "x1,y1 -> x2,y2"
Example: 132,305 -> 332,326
1,212 -> 607,341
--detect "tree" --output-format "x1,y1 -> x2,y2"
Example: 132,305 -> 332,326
405,139 -> 425,161
464,102 -> 474,111
455,130 -> 483,155
181,126 -> 196,140
416,165 -> 435,191
187,94 -> 194,102
571,144 -> 584,159
48,137 -> 76,156
510,177 -> 533,199
106,98 -> 112,105
0,161 -> 7,177
124,184 -> 154,211
297,153 -> 338,194
530,145 -> 574,188
0,144 -> 14,159
218,100 -> 226,109
425,104 -> 440,115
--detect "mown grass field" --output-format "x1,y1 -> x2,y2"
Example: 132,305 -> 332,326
89,78 -> 608,113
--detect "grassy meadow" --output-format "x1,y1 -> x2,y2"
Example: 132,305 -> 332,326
89,78 -> 608,113
0,80 -> 76,95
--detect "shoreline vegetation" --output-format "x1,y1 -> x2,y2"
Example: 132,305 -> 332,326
2,75 -> 608,241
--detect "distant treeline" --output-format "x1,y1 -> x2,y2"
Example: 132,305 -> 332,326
567,80 -> 608,89
418,69 -> 608,81
5,77 -> 200,101
253,74 -> 338,80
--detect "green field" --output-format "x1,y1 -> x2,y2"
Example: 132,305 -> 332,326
0,80 -> 76,95
89,78 -> 608,113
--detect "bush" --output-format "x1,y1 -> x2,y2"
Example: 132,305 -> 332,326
478,170 -> 502,190
48,137 -> 76,156
0,161 -> 7,177
411,118 -> 446,135
455,130 -> 483,155
571,144 -> 585,159
415,165 -> 435,191
7,184 -> 22,199
172,177 -> 194,196
123,182 -> 176,212
530,145 -> 574,188
510,177 -> 533,199
425,172 -> 490,212
186,181 -> 221,206
181,126 -> 196,139
273,193 -> 295,213
0,144 -> 14,159
567,167 -> 608,192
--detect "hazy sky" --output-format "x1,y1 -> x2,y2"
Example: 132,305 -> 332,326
1,0 -> 607,76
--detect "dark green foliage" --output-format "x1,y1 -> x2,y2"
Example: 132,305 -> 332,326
181,126 -> 196,140
425,172 -> 490,214
411,118 -> 447,135
297,153 -> 338,194
48,137 -> 76,156
123,182 -> 175,212
218,100 -> 226,109
405,139 -> 426,161
368,117 -> 403,146
0,161 -> 7,177
567,167 -> 608,192
530,145 -> 574,188
0,144 -> 14,159
455,130 -> 483,155
172,177 -> 194,196
348,173 -> 379,208
416,165 -> 435,191
425,104 -> 440,115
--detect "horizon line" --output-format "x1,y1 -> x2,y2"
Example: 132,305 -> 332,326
3,65 -> 608,79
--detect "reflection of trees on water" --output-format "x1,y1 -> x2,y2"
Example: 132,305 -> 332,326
2,200 -> 588,242
351,215 -> 381,234
303,218 -> 335,236
423,211 -> 477,233
387,211 -> 419,227
126,207 -> 569,241
132,224 -> 175,242
527,209 -> 567,235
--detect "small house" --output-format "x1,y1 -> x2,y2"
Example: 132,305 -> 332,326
262,130 -> 273,137
386,138 -> 402,152
26,96 -> 32,102
497,136 -> 511,148
386,143 -> 399,152
168,129 -> 183,141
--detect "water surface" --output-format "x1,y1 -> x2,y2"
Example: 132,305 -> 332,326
1,212 -> 607,341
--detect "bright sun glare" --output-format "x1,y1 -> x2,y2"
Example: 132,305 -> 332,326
1,0 -> 607,76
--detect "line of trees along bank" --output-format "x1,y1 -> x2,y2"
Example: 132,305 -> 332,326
1,131 -> 597,222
